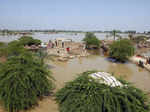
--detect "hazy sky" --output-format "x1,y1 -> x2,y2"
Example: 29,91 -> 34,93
0,0 -> 150,32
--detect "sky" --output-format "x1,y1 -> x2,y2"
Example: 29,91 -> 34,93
0,0 -> 150,32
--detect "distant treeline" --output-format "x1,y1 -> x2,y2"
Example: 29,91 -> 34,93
0,29 -> 150,34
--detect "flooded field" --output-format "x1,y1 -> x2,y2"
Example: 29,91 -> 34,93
26,54 -> 150,112
0,32 -> 148,43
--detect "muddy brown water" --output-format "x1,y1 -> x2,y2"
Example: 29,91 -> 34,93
1,54 -> 150,112
31,54 -> 149,112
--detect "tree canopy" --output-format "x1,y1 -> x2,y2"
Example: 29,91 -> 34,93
0,42 -> 7,57
19,36 -> 41,46
110,30 -> 122,40
109,39 -> 135,62
55,71 -> 150,112
0,36 -> 41,58
0,42 -> 6,48
6,40 -> 27,57
0,52 -> 54,112
83,32 -> 100,49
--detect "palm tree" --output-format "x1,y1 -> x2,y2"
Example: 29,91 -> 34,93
110,30 -> 121,41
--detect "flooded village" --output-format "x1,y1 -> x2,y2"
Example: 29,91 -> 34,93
0,31 -> 150,112
1,0 -> 150,112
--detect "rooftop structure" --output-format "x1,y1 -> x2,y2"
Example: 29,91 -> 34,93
90,72 -> 123,87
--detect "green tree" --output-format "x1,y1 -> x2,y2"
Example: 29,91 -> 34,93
0,42 -> 7,57
0,42 -> 6,48
109,39 -> 135,62
83,32 -> 100,49
19,36 -> 41,46
6,40 -> 26,56
55,71 -> 150,112
110,30 -> 121,41
0,52 -> 54,112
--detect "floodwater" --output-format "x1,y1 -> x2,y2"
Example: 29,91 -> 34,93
0,53 -> 150,112
49,55 -> 150,92
26,54 -> 150,112
0,33 -> 150,112
0,32 -> 147,43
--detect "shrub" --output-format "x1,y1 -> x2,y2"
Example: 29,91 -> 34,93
55,71 -> 150,112
6,40 -> 26,57
0,42 -> 8,57
0,42 -> 6,48
83,32 -> 100,49
0,52 -> 54,112
109,39 -> 135,62
19,36 -> 41,46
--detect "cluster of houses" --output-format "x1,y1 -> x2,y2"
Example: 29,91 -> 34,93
45,38 -> 89,61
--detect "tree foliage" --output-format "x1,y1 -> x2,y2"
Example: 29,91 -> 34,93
0,42 -> 7,57
0,40 -> 26,57
109,39 -> 135,62
0,52 -> 54,112
19,36 -> 41,46
0,36 -> 41,57
55,71 -> 150,112
83,32 -> 100,48
0,42 -> 6,48
110,30 -> 121,40
6,40 -> 27,57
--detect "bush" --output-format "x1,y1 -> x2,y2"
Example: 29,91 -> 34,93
0,42 -> 7,57
109,39 -> 135,62
19,36 -> 41,46
0,41 -> 25,57
0,42 -> 6,48
55,71 -> 150,112
6,40 -> 27,57
83,32 -> 100,49
0,52 -> 54,112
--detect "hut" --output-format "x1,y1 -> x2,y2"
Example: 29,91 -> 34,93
54,38 -> 72,48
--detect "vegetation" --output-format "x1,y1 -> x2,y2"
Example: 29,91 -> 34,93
110,30 -> 122,40
0,42 -> 6,48
83,32 -> 100,49
0,36 -> 54,112
55,71 -> 150,112
0,52 -> 54,112
19,36 -> 41,46
0,40 -> 27,58
0,36 -> 41,58
109,39 -> 135,62
7,40 -> 27,56
0,42 -> 7,57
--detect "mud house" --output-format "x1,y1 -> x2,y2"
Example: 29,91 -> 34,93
54,38 -> 72,48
